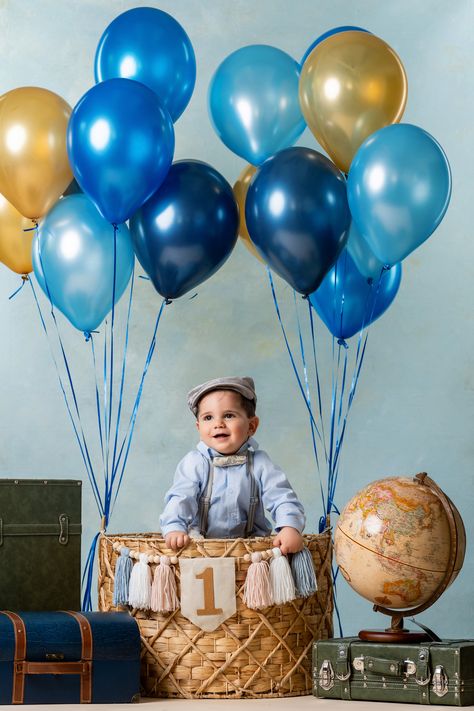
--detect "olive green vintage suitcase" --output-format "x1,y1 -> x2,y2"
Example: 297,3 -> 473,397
313,637 -> 474,705
0,479 -> 82,610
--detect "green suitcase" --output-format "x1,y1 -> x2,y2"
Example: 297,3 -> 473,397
313,637 -> 474,706
0,479 -> 82,610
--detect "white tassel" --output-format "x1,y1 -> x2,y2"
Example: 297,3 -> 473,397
128,553 -> 152,610
269,547 -> 296,604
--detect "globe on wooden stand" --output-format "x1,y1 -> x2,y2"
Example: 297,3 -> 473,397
334,472 -> 465,643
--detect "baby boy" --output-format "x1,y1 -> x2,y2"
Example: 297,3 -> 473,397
160,376 -> 305,553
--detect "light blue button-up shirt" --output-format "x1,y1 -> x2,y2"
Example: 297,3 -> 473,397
159,437 -> 306,538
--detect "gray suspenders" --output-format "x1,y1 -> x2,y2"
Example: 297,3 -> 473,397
198,451 -> 259,537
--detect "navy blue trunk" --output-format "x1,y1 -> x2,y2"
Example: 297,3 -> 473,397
0,611 -> 140,704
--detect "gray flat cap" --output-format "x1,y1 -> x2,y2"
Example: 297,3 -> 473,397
187,376 -> 257,416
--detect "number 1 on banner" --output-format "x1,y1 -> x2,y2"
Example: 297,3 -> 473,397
196,567 -> 223,616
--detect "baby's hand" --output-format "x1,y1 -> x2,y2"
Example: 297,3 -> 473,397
273,526 -> 304,555
164,531 -> 189,551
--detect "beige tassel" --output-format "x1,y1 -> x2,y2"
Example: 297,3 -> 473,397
243,552 -> 273,609
151,556 -> 179,613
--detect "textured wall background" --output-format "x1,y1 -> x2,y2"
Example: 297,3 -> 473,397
0,0 -> 472,636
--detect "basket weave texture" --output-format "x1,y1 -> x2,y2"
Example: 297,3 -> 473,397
98,532 -> 333,699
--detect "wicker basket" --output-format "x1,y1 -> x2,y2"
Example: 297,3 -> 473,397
98,532 -> 333,699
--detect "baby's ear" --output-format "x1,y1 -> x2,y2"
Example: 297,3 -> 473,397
248,416 -> 259,435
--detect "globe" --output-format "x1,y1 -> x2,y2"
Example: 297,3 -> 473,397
334,474 -> 465,616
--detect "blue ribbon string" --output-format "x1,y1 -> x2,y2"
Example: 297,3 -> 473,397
8,275 -> 29,300
81,531 -> 100,612
103,224 -> 119,524
90,334 -> 105,477
111,298 -> 168,514
331,268 -> 386,477
29,277 -> 104,515
267,270 -> 323,440
293,293 -> 327,522
111,265 -> 135,495
307,300 -> 328,465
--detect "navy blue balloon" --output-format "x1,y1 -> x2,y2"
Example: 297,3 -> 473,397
95,7 -> 196,122
68,78 -> 174,225
301,26 -> 371,66
245,147 -> 351,295
310,250 -> 402,340
130,160 -> 239,300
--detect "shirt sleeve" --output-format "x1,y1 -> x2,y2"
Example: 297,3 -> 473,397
159,451 -> 207,536
256,450 -> 306,533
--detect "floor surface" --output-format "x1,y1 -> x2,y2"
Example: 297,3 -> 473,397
7,696 -> 451,710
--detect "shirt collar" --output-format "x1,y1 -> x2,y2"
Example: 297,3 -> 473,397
197,436 -> 258,459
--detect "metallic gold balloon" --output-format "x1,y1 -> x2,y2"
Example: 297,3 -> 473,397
299,31 -> 408,173
0,87 -> 73,219
0,193 -> 35,274
233,164 -> 264,263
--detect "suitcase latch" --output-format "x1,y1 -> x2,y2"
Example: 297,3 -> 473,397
318,660 -> 335,690
58,514 -> 69,545
432,665 -> 449,697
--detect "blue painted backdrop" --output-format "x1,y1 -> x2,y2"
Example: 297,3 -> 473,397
0,0 -> 472,636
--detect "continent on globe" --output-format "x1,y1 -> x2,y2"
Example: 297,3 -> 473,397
334,476 -> 465,611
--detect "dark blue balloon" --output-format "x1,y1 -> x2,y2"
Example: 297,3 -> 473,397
95,7 -> 196,122
310,250 -> 402,340
245,147 -> 351,295
301,26 -> 371,66
68,78 -> 174,225
130,160 -> 239,300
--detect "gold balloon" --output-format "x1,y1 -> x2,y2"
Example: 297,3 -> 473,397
233,164 -> 265,263
299,31 -> 408,173
0,193 -> 35,274
0,87 -> 73,219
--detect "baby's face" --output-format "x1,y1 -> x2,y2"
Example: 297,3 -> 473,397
196,390 -> 259,455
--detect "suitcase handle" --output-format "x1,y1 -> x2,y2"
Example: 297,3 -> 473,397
15,660 -> 91,676
353,655 -> 412,677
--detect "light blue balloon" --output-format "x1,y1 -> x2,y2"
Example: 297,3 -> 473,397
208,44 -> 306,165
347,124 -> 452,265
347,221 -> 391,280
33,195 -> 134,333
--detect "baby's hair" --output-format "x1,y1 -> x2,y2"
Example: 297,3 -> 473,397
196,389 -> 256,418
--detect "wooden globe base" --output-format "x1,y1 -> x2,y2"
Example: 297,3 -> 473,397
359,614 -> 430,643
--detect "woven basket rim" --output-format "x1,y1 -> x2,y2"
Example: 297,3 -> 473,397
103,531 -> 329,540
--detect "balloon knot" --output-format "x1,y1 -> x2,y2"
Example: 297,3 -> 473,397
302,294 -> 308,300
21,274 -> 29,282
383,264 -> 391,271
84,331 -> 92,342
367,277 -> 374,285
337,338 -> 348,349
165,298 -> 173,306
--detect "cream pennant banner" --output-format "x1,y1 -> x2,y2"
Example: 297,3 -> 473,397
179,557 -> 236,631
